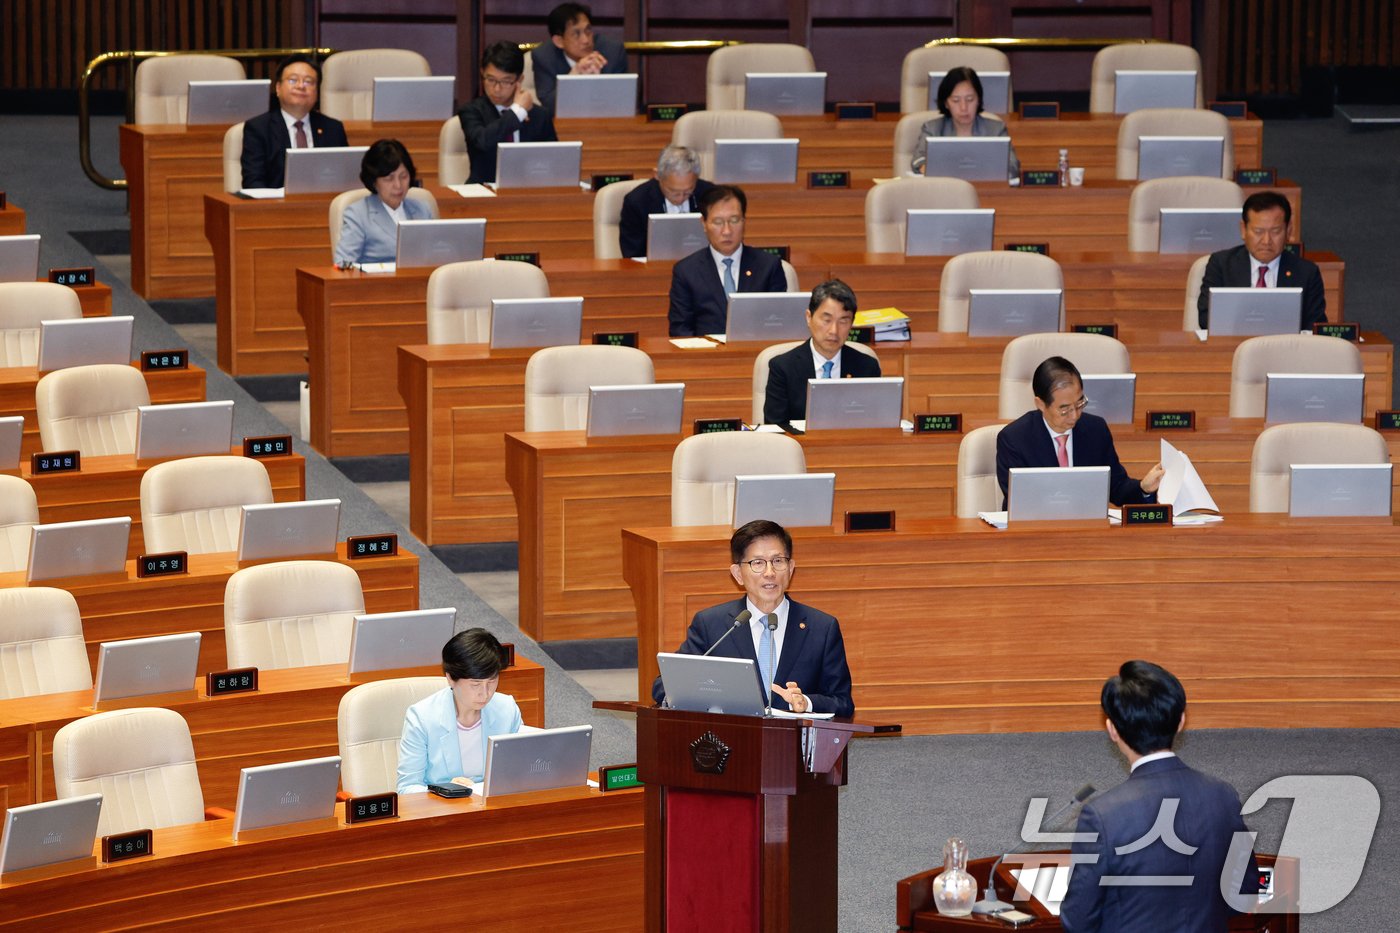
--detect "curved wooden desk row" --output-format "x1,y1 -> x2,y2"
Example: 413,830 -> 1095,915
0,202 -> 24,236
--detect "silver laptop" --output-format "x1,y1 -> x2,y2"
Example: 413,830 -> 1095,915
967,289 -> 1062,337
232,756 -> 342,838
93,632 -> 202,702
0,234 -> 41,284
1207,288 -> 1304,336
805,376 -> 905,430
712,139 -> 800,185
1289,464 -> 1393,518
1007,466 -> 1110,522
1080,373 -> 1137,425
725,292 -> 810,342
585,384 -> 685,437
1264,373 -> 1365,425
27,516 -> 131,583
905,209 -> 995,257
0,416 -> 22,472
495,141 -> 583,189
656,652 -> 768,716
347,607 -> 457,674
481,725 -> 592,798
1114,70 -> 1198,113
36,317 -> 134,371
1137,136 -> 1226,180
732,472 -> 836,529
555,74 -> 638,118
186,79 -> 270,125
928,71 -> 1010,114
371,76 -> 456,122
744,73 -> 827,116
237,499 -> 341,561
489,296 -> 584,349
135,400 -> 235,460
646,213 -> 707,260
0,794 -> 103,875
1158,208 -> 1241,254
284,146 -> 369,195
921,137 -> 1012,181
396,218 -> 487,268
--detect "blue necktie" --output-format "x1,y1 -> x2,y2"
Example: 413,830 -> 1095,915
821,360 -> 834,379
757,615 -> 775,702
722,257 -> 736,296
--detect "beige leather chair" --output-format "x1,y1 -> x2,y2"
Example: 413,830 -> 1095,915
1090,42 -> 1204,113
426,259 -> 551,344
35,364 -> 151,457
319,49 -> 432,121
705,45 -> 816,111
0,586 -> 91,699
751,341 -> 879,423
1183,254 -> 1209,330
0,281 -> 83,367
1250,422 -> 1391,513
134,54 -> 246,124
338,676 -> 443,796
1229,334 -> 1363,419
1126,177 -> 1243,252
670,111 -> 784,178
1116,108 -> 1233,180
895,111 -> 1010,176
0,475 -> 38,574
593,178 -> 649,259
328,188 -> 440,259
865,177 -> 980,253
780,260 -> 799,291
437,116 -> 471,186
223,122 -> 245,193
523,345 -> 654,432
224,560 -> 366,670
937,250 -> 1064,333
140,456 -> 275,556
670,432 -> 807,526
998,333 -> 1131,419
900,46 -> 1012,114
956,423 -> 1008,518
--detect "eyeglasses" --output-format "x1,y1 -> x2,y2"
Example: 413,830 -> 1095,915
741,556 -> 790,573
282,76 -> 318,88
483,75 -> 519,89
1053,397 -> 1091,416
706,217 -> 744,228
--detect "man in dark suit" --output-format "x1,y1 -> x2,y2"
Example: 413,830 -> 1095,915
458,41 -> 558,185
618,145 -> 715,258
1197,190 -> 1326,330
764,279 -> 881,430
531,3 -> 629,111
240,54 -> 348,189
1060,661 -> 1259,932
996,356 -> 1163,509
667,184 -> 787,337
651,520 -> 854,717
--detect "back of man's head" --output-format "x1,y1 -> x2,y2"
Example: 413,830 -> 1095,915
1101,660 -> 1186,755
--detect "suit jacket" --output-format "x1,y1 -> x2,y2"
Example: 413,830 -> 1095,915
618,177 -> 716,259
910,113 -> 1021,178
763,338 -> 882,429
650,597 -> 854,717
332,193 -> 434,265
395,687 -> 523,793
240,108 -> 349,189
667,246 -> 787,337
996,409 -> 1151,509
1197,245 -> 1326,330
530,32 -> 629,111
1060,756 -> 1259,933
458,95 -> 558,185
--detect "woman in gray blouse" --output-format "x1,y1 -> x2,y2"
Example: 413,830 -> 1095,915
910,66 -> 1021,179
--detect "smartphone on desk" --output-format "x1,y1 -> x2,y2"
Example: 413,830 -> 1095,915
428,782 -> 472,798
992,909 -> 1035,928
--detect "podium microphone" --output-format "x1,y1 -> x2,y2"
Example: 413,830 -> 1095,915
971,783 -> 1095,915
703,609 -> 751,656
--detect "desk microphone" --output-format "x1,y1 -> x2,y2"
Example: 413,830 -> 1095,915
971,783 -> 1095,915
765,613 -> 778,631
703,609 -> 751,656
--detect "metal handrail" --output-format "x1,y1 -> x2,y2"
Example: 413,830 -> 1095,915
927,37 -> 1165,49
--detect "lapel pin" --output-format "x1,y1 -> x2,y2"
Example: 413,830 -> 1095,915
744,269 -> 751,277
1284,270 -> 1292,277
799,622 -> 806,629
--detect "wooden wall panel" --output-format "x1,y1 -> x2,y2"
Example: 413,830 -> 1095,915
1214,0 -> 1399,97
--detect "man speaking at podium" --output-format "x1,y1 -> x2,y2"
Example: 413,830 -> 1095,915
651,519 -> 854,717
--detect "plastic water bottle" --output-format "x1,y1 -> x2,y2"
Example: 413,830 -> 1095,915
1058,149 -> 1069,187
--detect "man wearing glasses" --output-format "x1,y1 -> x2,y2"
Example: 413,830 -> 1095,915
459,41 -> 558,184
995,356 -> 1164,510
650,519 -> 855,717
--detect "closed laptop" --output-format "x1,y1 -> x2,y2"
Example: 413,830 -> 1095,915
712,139 -> 799,184
0,235 -> 40,284
586,384 -> 685,437
732,472 -> 835,529
37,317 -> 134,372
1288,463 -> 1393,518
93,632 -> 202,702
284,147 -> 369,195
232,756 -> 342,837
1114,70 -> 1197,113
804,377 -> 904,430
1137,136 -> 1226,180
1007,466 -> 1110,522
646,213 -> 706,261
348,607 -> 457,674
555,74 -> 638,118
725,292 -> 810,342
744,73 -> 827,116
0,794 -> 103,875
237,499 -> 341,561
967,289 -> 1062,337
27,516 -> 131,583
495,141 -> 583,189
481,725 -> 592,798
657,653 -> 768,716
921,137 -> 1012,181
489,297 -> 584,349
1158,208 -> 1241,254
1080,373 -> 1137,425
186,79 -> 270,125
905,209 -> 995,257
135,400 -> 235,460
1207,288 -> 1303,336
396,218 -> 487,269
371,76 -> 456,122
1264,373 -> 1364,425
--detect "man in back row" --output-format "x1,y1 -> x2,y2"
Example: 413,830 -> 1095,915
531,3 -> 629,111
619,145 -> 714,259
764,279 -> 881,431
459,41 -> 558,185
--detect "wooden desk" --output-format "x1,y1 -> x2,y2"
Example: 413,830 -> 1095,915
0,202 -> 25,235
0,544 -> 418,677
55,281 -> 113,318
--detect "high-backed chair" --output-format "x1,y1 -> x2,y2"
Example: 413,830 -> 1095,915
0,586 -> 92,699
900,46 -> 1012,114
670,432 -> 807,526
892,110 -> 939,176
338,676 -> 443,796
780,260 -> 799,291
1249,423 -> 1391,513
134,54 -> 245,124
35,364 -> 151,456
751,341 -> 880,423
937,250 -> 1064,333
523,345 -> 653,432
437,117 -> 471,186
319,49 -> 431,121
1089,42 -> 1204,113
593,178 -> 649,259
0,475 -> 38,574
705,44 -> 816,111
1229,335 -> 1363,419
223,122 -> 245,192
956,423 -> 1008,518
224,560 -> 365,670
1116,108 -> 1233,180
140,456 -> 275,556
998,333 -> 1131,419
0,281 -> 83,367
426,259 -> 551,344
1126,177 -> 1243,252
1183,254 -> 1209,330
670,110 -> 783,178
327,187 -> 440,259
864,177 -> 980,254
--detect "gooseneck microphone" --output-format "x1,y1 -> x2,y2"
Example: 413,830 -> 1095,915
703,609 -> 752,656
971,783 -> 1096,915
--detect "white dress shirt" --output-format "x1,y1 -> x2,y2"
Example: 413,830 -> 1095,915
280,109 -> 315,148
1248,254 -> 1282,288
1042,417 -> 1074,465
810,340 -> 840,378
386,200 -> 408,224
710,244 -> 743,288
1129,749 -> 1177,772
744,596 -> 810,709
495,103 -> 528,143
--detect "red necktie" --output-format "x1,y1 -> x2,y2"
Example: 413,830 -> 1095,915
294,120 -> 308,149
1054,434 -> 1069,468
1255,265 -> 1267,288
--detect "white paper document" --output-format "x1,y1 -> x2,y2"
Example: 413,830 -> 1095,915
1009,864 -> 1071,916
237,188 -> 285,199
669,337 -> 719,349
1157,438 -> 1224,524
446,184 -> 497,198
977,511 -> 1008,529
357,262 -> 397,274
